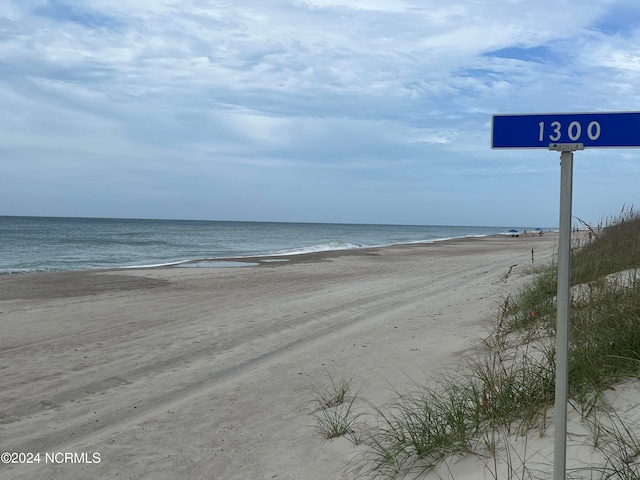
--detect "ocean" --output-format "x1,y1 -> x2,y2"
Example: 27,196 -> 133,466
0,216 -> 546,274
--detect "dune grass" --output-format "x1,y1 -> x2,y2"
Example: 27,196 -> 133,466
311,207 -> 640,478
491,207 -> 640,417
310,374 -> 363,444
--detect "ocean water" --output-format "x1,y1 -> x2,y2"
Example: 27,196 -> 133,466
0,216 -> 544,274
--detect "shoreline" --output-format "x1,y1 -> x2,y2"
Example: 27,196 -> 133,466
1,230 -> 556,276
0,233 -> 557,302
179,231 -> 555,267
0,233 -> 558,479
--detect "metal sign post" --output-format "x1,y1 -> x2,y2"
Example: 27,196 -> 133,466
491,112 -> 640,480
551,144 -> 581,480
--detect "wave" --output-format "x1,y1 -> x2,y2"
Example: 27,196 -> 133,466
0,259 -> 193,275
121,260 -> 190,269
265,235 -> 498,258
270,241 -> 365,256
121,241 -> 368,268
0,268 -> 51,275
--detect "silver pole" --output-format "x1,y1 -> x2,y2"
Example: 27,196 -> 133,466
554,150 -> 573,480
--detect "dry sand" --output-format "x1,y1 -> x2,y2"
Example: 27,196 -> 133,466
1,234 -> 563,479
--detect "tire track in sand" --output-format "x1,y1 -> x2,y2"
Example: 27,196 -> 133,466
3,271 -> 462,457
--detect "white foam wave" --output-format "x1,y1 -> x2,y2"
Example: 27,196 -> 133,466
120,260 -> 191,269
272,241 -> 364,256
0,268 -> 45,275
179,261 -> 259,268
391,234 -> 491,246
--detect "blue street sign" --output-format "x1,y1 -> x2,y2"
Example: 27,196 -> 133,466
491,112 -> 640,149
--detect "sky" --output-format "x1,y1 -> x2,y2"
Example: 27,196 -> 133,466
2,0 -> 640,227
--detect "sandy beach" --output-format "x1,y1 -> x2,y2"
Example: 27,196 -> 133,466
0,234 -> 560,480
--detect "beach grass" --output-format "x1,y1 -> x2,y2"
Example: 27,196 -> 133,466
574,410 -> 640,480
311,374 -> 353,410
313,207 -> 640,478
362,377 -> 479,478
490,207 -> 640,418
310,374 -> 363,444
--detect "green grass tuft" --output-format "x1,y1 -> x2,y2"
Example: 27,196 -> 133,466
310,374 -> 363,444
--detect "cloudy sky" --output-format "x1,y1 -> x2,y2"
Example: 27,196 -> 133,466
2,0 -> 640,226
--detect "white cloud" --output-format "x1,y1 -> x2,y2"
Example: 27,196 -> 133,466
1,0 -> 639,224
